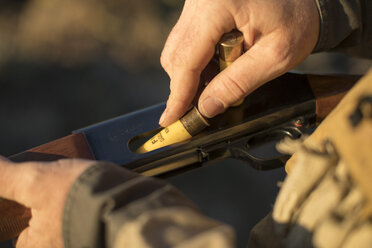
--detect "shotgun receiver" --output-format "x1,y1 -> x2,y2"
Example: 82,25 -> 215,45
9,72 -> 359,175
1,72 -> 360,241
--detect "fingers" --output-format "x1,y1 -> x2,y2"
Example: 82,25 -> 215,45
13,227 -> 30,248
160,0 -> 320,123
159,1 -> 235,126
198,33 -> 293,117
0,160 -> 41,206
0,159 -> 93,207
0,155 -> 10,162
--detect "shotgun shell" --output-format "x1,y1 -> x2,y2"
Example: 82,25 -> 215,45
136,31 -> 244,153
179,107 -> 210,136
218,29 -> 244,70
136,108 -> 209,153
218,30 -> 245,106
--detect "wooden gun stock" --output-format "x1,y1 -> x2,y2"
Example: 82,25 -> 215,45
306,74 -> 360,123
0,73 -> 361,241
0,134 -> 94,241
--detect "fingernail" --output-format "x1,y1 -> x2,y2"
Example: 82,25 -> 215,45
200,97 -> 224,118
159,109 -> 167,126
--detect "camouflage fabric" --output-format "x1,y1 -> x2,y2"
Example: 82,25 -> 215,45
313,0 -> 372,57
62,162 -> 235,248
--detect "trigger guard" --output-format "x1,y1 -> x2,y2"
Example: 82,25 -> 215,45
227,126 -> 302,170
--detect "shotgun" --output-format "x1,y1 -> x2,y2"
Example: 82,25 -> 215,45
0,72 -> 360,241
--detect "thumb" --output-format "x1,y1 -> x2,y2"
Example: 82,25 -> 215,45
198,39 -> 291,118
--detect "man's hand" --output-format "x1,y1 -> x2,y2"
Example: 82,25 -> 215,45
0,157 -> 93,248
159,0 -> 319,126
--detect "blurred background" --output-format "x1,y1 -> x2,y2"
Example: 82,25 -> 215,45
0,0 -> 371,247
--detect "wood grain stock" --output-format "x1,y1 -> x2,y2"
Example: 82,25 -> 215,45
1,133 -> 94,241
307,74 -> 361,123
9,133 -> 94,162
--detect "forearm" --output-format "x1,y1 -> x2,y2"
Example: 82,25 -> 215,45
63,162 -> 234,248
314,0 -> 372,53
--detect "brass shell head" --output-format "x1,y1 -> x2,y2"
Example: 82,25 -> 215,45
218,30 -> 244,63
180,107 -> 210,136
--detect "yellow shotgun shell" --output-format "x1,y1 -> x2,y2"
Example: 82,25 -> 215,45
136,31 -> 244,153
136,108 -> 209,153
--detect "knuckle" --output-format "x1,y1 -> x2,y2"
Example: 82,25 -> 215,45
267,37 -> 294,68
219,74 -> 247,102
160,50 -> 171,72
160,43 -> 188,73
25,165 -> 46,187
160,49 -> 170,70
172,97 -> 190,109
167,93 -> 190,110
11,164 -> 48,201
171,48 -> 188,68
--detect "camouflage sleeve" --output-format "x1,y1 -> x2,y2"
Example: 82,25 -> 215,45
62,162 -> 235,248
313,0 -> 372,54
